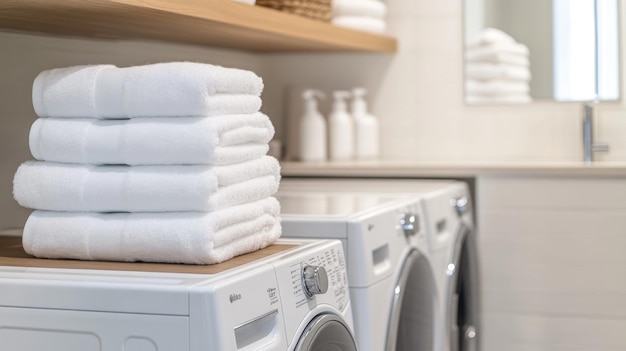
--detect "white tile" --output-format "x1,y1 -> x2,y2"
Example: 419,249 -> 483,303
478,176 -> 626,210
482,289 -> 626,318
480,257 -> 626,293
482,313 -> 626,350
386,0 -> 461,17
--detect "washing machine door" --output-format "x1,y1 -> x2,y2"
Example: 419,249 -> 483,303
295,313 -> 358,351
386,248 -> 439,351
447,223 -> 480,351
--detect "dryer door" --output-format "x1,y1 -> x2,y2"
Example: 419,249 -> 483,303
386,248 -> 439,351
447,223 -> 480,351
294,313 -> 357,351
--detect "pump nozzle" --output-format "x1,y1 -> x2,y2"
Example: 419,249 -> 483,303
302,89 -> 325,112
350,87 -> 369,115
302,89 -> 325,101
332,90 -> 351,113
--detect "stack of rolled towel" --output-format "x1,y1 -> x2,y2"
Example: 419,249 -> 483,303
331,0 -> 387,34
465,27 -> 532,103
13,62 -> 282,265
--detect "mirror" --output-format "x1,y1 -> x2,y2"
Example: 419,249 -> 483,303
463,0 -> 620,104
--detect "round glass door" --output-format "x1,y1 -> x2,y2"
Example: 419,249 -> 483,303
387,249 -> 439,351
295,313 -> 357,351
448,225 -> 480,351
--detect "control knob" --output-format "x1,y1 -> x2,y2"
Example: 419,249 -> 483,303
400,212 -> 419,237
452,196 -> 469,215
302,265 -> 328,297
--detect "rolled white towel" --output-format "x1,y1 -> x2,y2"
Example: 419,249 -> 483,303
29,112 -> 275,166
333,0 -> 386,19
13,157 -> 281,212
22,197 -> 282,264
32,62 -> 264,118
465,44 -> 530,66
465,62 -> 531,81
466,79 -> 530,96
332,16 -> 386,34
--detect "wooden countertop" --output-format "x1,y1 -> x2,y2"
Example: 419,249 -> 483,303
0,235 -> 294,274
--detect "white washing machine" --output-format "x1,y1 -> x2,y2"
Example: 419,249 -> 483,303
277,178 -> 443,351
0,236 -> 357,351
290,179 -> 481,351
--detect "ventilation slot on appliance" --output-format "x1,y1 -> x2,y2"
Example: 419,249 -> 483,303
436,219 -> 447,235
372,244 -> 391,275
235,309 -> 278,350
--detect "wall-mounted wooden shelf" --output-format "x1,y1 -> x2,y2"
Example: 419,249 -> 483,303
0,0 -> 397,52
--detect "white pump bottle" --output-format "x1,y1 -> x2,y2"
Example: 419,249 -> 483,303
299,89 -> 327,162
351,87 -> 380,159
328,90 -> 354,160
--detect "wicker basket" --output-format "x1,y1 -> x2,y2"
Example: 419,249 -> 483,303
255,0 -> 332,22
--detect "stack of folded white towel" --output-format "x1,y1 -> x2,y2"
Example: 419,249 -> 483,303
331,0 -> 387,34
13,62 -> 282,265
465,28 -> 532,103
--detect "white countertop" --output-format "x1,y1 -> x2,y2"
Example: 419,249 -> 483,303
280,160 -> 626,178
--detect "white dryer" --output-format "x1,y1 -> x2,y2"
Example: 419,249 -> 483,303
277,178 -> 443,351
0,236 -> 357,351
419,181 -> 480,351
303,179 -> 481,351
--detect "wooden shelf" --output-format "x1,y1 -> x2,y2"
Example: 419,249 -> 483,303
0,0 -> 397,52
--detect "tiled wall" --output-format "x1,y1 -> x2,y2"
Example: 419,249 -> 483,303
478,175 -> 626,351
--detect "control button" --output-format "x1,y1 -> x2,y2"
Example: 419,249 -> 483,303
453,196 -> 469,215
302,265 -> 328,297
400,213 -> 419,237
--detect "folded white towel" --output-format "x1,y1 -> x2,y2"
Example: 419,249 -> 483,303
332,16 -> 386,34
465,63 -> 531,81
465,45 -> 530,66
466,79 -> 530,96
466,93 -> 532,104
33,62 -> 264,118
333,0 -> 386,19
22,197 -> 282,264
13,157 -> 281,212
467,27 -> 516,48
29,112 -> 275,165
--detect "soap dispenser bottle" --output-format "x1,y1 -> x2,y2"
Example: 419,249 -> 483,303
328,90 -> 354,160
351,87 -> 380,159
299,89 -> 327,162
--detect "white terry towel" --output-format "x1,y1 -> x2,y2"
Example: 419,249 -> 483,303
332,0 -> 386,19
466,93 -> 532,104
30,112 -> 275,166
13,156 -> 281,212
32,62 -> 264,118
332,16 -> 386,34
465,62 -> 531,81
466,79 -> 530,96
466,27 -> 516,48
22,197 -> 282,264
465,44 -> 530,66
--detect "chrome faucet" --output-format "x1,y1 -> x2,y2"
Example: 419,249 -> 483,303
582,103 -> 609,163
